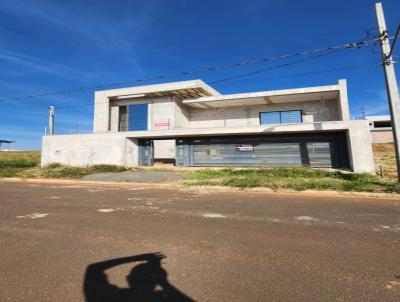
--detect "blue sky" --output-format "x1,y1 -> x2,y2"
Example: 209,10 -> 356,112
0,0 -> 399,150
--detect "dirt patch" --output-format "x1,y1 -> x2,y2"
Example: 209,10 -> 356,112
373,143 -> 397,179
82,171 -> 183,182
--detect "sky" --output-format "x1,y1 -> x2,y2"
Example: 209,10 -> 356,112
0,0 -> 399,150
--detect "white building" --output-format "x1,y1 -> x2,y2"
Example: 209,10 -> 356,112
41,79 -> 375,173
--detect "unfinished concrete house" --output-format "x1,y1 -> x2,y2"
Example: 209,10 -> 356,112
41,79 -> 375,173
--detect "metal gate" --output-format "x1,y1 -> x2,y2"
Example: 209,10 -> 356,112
138,139 -> 154,166
176,133 -> 349,169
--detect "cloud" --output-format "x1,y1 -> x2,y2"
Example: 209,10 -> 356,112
0,48 -> 88,78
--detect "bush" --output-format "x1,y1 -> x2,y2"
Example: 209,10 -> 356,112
90,165 -> 127,173
0,160 -> 38,168
45,163 -> 63,169
0,167 -> 21,177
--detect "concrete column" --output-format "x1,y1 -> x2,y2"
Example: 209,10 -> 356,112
338,79 -> 350,121
93,91 -> 110,132
110,106 -> 119,132
346,121 -> 375,173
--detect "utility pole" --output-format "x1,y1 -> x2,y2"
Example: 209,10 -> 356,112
48,106 -> 55,135
375,2 -> 400,181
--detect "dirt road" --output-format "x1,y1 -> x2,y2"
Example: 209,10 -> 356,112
0,180 -> 399,301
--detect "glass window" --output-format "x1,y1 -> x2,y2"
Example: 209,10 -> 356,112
260,111 -> 280,124
281,110 -> 302,124
128,103 -> 148,131
260,110 -> 302,125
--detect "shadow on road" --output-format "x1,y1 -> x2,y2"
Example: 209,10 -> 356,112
83,252 -> 195,302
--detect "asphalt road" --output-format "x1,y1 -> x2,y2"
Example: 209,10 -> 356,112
0,180 -> 399,301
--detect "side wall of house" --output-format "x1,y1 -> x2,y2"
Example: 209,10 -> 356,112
41,134 -> 139,167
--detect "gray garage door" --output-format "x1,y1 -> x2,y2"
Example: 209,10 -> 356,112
176,133 -> 349,169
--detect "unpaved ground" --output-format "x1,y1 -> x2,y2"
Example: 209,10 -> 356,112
0,180 -> 399,301
82,170 -> 183,182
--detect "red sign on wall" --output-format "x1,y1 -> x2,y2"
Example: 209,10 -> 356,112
154,120 -> 171,129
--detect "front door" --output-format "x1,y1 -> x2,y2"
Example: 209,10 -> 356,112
138,139 -> 154,166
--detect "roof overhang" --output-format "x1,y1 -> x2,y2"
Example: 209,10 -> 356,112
97,80 -> 220,100
182,84 -> 340,109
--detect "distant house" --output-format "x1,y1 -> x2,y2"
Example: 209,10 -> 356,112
41,79 -> 375,173
367,115 -> 393,143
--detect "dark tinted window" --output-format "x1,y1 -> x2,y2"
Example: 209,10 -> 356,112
374,121 -> 391,128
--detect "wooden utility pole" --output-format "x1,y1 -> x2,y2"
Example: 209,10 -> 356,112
375,2 -> 400,181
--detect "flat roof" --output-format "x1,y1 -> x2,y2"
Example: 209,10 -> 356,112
182,83 -> 341,108
366,115 -> 390,121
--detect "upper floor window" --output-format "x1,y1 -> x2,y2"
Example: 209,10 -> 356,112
119,103 -> 148,131
260,110 -> 302,125
373,121 -> 391,128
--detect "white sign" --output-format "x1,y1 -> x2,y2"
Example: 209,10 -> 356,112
236,144 -> 254,152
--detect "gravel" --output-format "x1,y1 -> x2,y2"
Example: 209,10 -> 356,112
82,170 -> 183,182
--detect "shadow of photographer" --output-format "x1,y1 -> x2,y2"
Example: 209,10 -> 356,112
84,252 -> 195,302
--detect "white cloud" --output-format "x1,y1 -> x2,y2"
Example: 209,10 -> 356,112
0,48 -> 88,78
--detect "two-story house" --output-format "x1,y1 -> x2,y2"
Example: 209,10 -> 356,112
41,79 -> 375,173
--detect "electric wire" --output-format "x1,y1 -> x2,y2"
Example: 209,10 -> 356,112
0,36 -> 380,105
56,61 -> 383,109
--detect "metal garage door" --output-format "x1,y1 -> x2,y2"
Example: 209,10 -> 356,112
176,133 -> 349,169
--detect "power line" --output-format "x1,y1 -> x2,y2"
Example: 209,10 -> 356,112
388,22 -> 400,58
56,61 -> 382,109
209,48 -> 342,84
213,63 -> 383,88
0,36 -> 379,105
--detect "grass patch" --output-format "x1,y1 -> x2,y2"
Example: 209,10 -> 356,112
2,148 -> 400,194
0,151 -> 129,179
0,151 -> 41,177
42,164 -> 129,179
184,167 -> 400,193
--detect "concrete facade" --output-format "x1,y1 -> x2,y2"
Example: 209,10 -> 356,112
367,115 -> 394,143
42,134 -> 139,167
41,79 -> 375,173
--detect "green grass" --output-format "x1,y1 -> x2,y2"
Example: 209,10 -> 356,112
184,167 -> 400,193
0,151 -> 41,177
0,151 -> 129,179
41,164 -> 128,179
2,151 -> 400,194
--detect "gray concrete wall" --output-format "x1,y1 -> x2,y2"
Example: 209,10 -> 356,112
345,120 -> 375,173
93,91 -> 110,132
370,130 -> 394,143
95,96 -> 345,136
338,79 -> 350,120
95,94 -> 342,133
174,101 -> 191,129
154,140 -> 176,159
41,133 -> 139,167
149,97 -> 176,130
42,120 -> 374,173
185,100 -> 340,129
